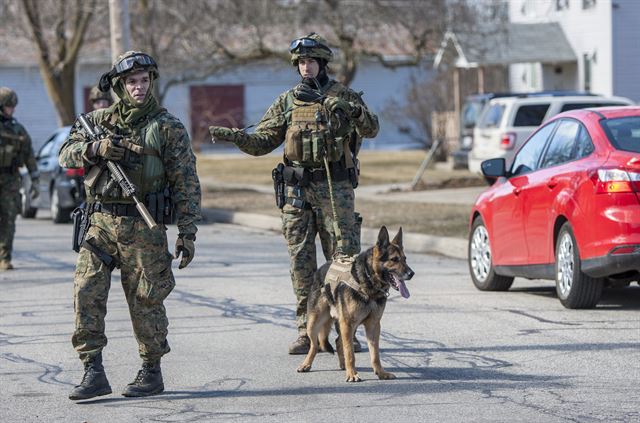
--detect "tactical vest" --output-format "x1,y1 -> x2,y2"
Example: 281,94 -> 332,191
87,112 -> 166,205
283,82 -> 350,168
0,120 -> 26,170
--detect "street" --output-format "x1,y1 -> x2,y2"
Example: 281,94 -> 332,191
1,215 -> 639,423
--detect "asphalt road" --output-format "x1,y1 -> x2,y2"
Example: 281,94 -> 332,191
1,215 -> 639,423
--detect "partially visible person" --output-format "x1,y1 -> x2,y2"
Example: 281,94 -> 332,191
0,87 -> 39,271
209,33 -> 379,354
89,85 -> 113,111
60,51 -> 201,400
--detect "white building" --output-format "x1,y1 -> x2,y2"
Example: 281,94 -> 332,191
509,0 -> 640,101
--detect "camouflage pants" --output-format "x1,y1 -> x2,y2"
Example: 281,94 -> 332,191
281,178 -> 362,334
72,212 -> 175,363
0,174 -> 20,262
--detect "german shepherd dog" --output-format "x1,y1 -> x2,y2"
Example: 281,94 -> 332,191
297,226 -> 414,382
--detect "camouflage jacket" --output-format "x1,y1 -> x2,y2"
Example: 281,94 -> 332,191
0,115 -> 37,174
234,80 -> 379,157
59,107 -> 201,236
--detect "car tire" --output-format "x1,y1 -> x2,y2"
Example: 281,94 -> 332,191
555,223 -> 603,309
51,185 -> 72,224
468,217 -> 514,291
20,191 -> 37,218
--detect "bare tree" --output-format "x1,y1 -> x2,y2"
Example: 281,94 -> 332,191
9,0 -> 108,125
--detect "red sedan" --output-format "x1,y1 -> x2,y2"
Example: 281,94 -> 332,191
468,106 -> 640,308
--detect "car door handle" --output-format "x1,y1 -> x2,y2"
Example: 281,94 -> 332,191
513,187 -> 521,196
547,178 -> 558,189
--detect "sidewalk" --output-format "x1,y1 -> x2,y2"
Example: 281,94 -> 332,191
202,183 -> 485,260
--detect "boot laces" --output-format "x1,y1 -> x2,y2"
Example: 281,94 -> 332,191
133,367 -> 149,384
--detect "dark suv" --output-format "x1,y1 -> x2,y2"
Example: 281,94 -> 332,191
20,126 -> 85,223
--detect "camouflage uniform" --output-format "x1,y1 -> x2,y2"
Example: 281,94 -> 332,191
60,52 -> 201,398
210,34 -> 379,340
0,87 -> 38,269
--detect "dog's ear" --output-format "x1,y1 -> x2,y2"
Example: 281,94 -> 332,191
392,227 -> 403,248
376,226 -> 390,249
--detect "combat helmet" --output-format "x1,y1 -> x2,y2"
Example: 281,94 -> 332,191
89,86 -> 112,104
289,33 -> 333,66
0,87 -> 18,108
98,51 -> 159,93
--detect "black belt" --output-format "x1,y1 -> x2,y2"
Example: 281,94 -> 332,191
93,202 -> 139,217
284,163 -> 349,186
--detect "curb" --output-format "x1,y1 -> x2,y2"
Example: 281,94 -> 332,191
202,208 -> 467,260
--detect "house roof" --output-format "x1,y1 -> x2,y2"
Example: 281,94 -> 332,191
434,22 -> 577,68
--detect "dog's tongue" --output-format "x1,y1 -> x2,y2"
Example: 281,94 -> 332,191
398,279 -> 410,299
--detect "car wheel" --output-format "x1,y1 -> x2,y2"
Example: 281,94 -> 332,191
20,191 -> 37,218
468,217 -> 514,291
51,185 -> 72,224
555,223 -> 603,309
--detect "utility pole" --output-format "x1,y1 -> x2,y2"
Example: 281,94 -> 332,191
109,0 -> 131,62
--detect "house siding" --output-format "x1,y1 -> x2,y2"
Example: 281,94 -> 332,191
612,0 -> 640,102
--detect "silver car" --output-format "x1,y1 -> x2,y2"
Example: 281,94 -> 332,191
20,126 -> 85,223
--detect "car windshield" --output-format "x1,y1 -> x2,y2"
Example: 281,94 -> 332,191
461,99 -> 485,128
477,103 -> 505,129
601,116 -> 640,153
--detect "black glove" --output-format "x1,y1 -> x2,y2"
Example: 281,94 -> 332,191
174,233 -> 196,269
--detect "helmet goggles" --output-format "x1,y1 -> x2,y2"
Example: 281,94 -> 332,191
289,37 -> 331,53
114,53 -> 156,75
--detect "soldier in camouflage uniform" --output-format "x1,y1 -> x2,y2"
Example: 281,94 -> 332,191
89,85 -> 113,111
210,33 -> 379,354
0,87 -> 39,271
60,51 -> 201,400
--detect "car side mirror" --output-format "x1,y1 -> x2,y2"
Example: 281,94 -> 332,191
481,158 -> 506,185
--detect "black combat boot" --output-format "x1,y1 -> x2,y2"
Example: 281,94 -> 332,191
122,360 -> 164,397
288,334 -> 310,355
69,353 -> 112,400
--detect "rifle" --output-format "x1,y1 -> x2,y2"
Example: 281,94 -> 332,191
77,113 -> 158,230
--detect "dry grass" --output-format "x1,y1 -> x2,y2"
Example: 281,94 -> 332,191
198,150 -> 481,239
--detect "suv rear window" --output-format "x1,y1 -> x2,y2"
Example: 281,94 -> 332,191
601,116 -> 640,153
478,104 -> 505,128
513,104 -> 550,127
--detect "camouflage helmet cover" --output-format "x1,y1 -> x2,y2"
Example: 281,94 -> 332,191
89,85 -> 112,103
112,50 -> 159,79
99,50 -> 159,93
0,87 -> 18,108
290,33 -> 333,66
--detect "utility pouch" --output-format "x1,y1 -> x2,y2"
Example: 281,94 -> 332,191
285,127 -> 305,162
272,163 -> 285,209
282,166 -> 310,187
71,203 -> 91,253
301,130 -> 313,163
326,136 -> 344,163
84,164 -> 105,193
311,131 -> 325,163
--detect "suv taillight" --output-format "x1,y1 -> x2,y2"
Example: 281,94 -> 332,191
65,168 -> 85,177
500,132 -> 516,150
593,168 -> 640,193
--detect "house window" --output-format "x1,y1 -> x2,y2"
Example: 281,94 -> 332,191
583,0 -> 596,9
556,0 -> 569,10
583,53 -> 592,92
189,85 -> 244,148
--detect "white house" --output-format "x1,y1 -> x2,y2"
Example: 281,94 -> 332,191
509,0 -> 640,101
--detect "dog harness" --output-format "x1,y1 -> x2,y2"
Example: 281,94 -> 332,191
323,255 -> 390,300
